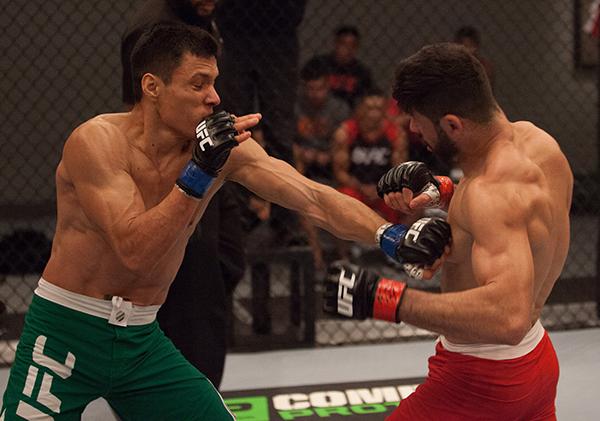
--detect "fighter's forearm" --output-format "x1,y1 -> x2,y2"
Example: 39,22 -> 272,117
113,187 -> 202,274
305,184 -> 387,245
398,285 -> 532,345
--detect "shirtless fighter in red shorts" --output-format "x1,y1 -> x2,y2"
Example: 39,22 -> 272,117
325,43 -> 572,420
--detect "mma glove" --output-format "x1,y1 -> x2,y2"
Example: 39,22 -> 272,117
377,161 -> 454,209
176,111 -> 238,199
377,216 -> 451,264
324,262 -> 406,323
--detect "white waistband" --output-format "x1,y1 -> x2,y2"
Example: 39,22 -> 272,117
439,320 -> 545,360
35,278 -> 160,326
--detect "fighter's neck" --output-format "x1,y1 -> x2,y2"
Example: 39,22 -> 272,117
126,106 -> 192,161
457,114 -> 513,177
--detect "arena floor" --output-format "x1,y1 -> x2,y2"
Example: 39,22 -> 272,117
0,327 -> 598,420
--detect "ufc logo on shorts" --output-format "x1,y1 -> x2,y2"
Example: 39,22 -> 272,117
405,217 -> 431,243
337,268 -> 356,317
195,120 -> 214,151
15,335 -> 76,420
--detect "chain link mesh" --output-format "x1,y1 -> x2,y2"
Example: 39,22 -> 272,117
1,0 -> 599,363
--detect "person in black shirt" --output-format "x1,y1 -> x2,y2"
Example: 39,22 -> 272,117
305,25 -> 374,109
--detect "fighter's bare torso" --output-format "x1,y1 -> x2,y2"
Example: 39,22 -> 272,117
442,121 -> 572,342
43,112 -> 220,305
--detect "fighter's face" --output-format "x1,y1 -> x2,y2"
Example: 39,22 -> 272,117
156,53 -> 220,139
409,112 -> 459,165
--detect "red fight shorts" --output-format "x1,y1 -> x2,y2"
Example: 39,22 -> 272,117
387,332 -> 559,421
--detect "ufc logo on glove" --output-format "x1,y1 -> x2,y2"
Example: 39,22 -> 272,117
337,268 -> 356,317
195,120 -> 214,151
405,217 -> 431,243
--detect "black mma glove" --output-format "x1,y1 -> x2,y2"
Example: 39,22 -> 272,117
324,262 -> 406,323
377,217 -> 451,276
377,161 -> 454,209
176,111 -> 238,199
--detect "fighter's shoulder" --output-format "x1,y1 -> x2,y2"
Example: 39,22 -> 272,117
512,121 -> 572,181
64,114 -> 129,167
68,114 -> 126,148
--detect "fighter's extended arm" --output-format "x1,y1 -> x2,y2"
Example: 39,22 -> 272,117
62,122 -> 201,275
227,139 -> 383,244
398,181 -> 535,345
226,140 -> 451,270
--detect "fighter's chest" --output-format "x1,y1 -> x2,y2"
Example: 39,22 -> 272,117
129,154 -> 188,208
446,185 -> 473,265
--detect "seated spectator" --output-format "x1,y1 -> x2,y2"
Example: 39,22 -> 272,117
304,25 -> 374,108
454,25 -> 494,88
333,89 -> 408,223
295,62 -> 351,186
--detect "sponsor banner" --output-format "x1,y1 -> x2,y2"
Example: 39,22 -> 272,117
223,377 -> 425,420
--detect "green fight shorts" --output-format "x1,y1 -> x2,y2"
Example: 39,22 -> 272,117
1,279 -> 235,420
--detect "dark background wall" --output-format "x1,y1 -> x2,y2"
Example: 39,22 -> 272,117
1,0 -> 596,206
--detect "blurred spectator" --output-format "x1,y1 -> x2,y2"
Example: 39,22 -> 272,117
305,25 -> 374,108
295,62 -> 351,185
216,0 -> 307,164
294,62 -> 351,271
333,89 -> 408,223
121,1 -> 246,389
454,25 -> 494,88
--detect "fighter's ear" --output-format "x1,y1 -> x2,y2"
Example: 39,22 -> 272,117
141,73 -> 161,101
439,114 -> 463,136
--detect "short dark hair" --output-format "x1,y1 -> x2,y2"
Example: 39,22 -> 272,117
454,26 -> 480,45
393,43 -> 496,123
356,87 -> 385,103
335,25 -> 360,40
130,22 -> 219,103
300,61 -> 329,82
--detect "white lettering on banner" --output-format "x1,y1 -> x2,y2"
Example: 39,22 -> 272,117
273,393 -> 310,410
310,391 -> 347,407
195,120 -> 214,151
337,269 -> 356,317
272,385 -> 418,411
398,385 -> 418,398
346,387 -> 400,405
405,218 -> 431,243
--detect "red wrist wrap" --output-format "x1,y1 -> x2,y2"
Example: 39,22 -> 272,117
434,176 -> 454,209
372,278 -> 407,323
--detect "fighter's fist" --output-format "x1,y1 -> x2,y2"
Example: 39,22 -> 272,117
378,217 -> 451,278
377,161 -> 454,211
177,111 -> 238,198
323,262 -> 406,323
190,111 -> 238,176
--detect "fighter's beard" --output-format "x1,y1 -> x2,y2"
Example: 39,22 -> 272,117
433,125 -> 459,166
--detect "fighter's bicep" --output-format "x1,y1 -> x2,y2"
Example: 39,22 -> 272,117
62,129 -> 145,237
467,186 -> 534,292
